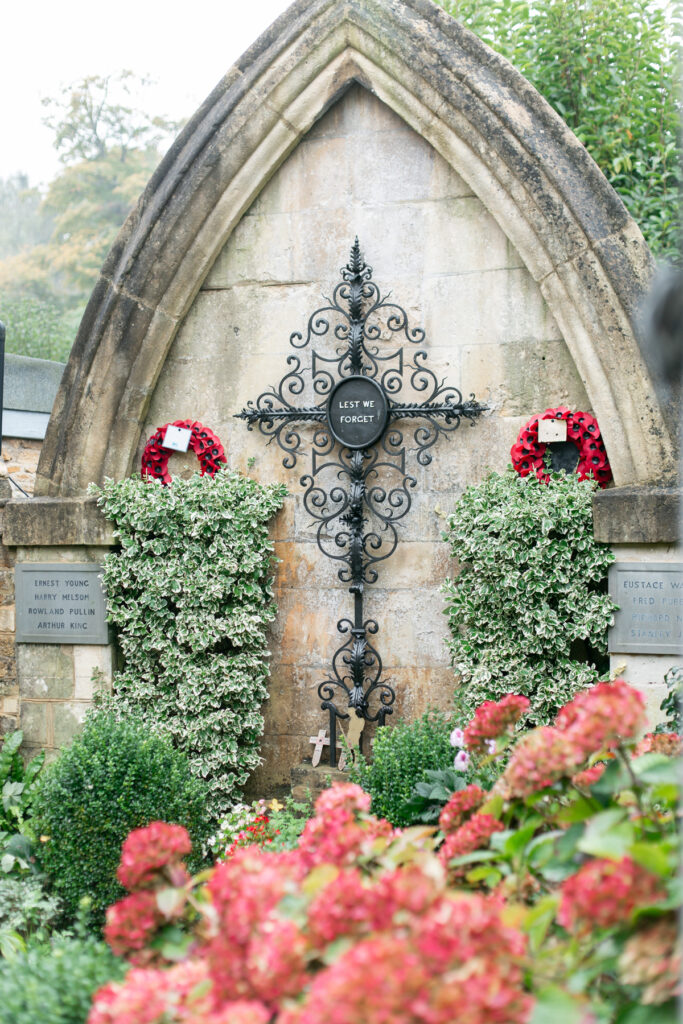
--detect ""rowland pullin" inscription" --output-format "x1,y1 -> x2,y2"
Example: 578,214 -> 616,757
15,564 -> 109,644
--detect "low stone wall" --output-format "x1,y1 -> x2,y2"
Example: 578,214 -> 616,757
2,438 -> 42,496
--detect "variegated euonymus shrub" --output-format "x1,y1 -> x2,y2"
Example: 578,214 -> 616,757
92,470 -> 287,819
442,470 -> 615,725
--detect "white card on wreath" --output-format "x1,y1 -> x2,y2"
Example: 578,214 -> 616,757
162,426 -> 192,452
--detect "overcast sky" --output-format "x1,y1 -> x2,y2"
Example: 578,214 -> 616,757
1,0 -> 292,187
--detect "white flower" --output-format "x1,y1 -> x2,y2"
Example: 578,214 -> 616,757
450,727 -> 465,748
453,749 -> 470,771
486,739 -> 497,755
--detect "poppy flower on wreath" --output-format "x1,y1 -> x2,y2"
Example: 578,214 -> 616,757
511,407 -> 612,487
141,420 -> 227,484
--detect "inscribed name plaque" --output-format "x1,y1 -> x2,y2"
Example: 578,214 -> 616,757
327,376 -> 389,449
15,564 -> 108,644
608,562 -> 683,655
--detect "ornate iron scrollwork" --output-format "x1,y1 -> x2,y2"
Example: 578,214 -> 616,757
236,240 -> 486,764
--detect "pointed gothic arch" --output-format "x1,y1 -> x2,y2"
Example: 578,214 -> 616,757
35,0 -> 674,496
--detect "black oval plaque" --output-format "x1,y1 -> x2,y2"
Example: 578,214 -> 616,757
327,376 -> 389,449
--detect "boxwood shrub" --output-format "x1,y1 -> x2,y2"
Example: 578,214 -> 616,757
31,711 -> 208,928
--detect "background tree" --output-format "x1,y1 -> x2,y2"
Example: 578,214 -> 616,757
0,72 -> 177,362
440,0 -> 681,263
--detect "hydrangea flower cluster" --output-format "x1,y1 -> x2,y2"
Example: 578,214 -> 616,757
634,732 -> 683,758
558,856 -> 666,933
438,813 -> 505,871
117,821 -> 192,891
438,784 -> 486,834
555,679 -> 646,755
619,916 -> 681,1005
463,694 -> 530,752
89,785 -> 533,1024
500,726 -> 583,799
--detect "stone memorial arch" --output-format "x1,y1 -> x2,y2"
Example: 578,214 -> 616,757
2,0 -> 679,788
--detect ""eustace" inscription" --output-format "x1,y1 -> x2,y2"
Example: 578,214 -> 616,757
608,562 -> 683,655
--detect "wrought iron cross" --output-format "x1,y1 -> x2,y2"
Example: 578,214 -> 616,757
236,240 -> 486,764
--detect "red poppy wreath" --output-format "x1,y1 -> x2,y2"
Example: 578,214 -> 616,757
141,420 -> 227,485
510,407 -> 612,488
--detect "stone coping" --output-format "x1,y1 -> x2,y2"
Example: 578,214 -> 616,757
1,487 -> 678,547
592,485 -> 680,544
1,497 -> 115,547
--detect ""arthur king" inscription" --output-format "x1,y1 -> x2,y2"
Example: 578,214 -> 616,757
15,563 -> 109,644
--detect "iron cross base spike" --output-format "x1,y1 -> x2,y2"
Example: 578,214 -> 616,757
236,239 -> 486,766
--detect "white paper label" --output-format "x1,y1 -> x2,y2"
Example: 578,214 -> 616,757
162,426 -> 192,452
538,418 -> 567,443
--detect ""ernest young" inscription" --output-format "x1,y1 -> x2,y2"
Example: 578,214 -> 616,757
327,375 -> 389,449
608,562 -> 683,655
15,564 -> 109,644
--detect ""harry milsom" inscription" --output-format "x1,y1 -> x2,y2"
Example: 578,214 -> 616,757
608,562 -> 683,655
15,564 -> 109,644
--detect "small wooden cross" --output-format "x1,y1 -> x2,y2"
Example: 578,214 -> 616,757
309,729 -> 330,768
309,717 -> 365,769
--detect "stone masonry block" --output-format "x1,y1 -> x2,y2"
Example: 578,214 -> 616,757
0,605 -> 15,632
52,702 -> 89,750
20,702 -> 48,746
73,645 -> 113,701
0,569 -> 14,606
17,644 -> 74,699
0,636 -> 16,695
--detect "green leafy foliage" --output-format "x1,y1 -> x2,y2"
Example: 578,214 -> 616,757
402,768 -> 469,824
0,731 -> 44,876
442,471 -> 615,724
440,0 -> 681,263
349,710 -> 455,826
0,931 -> 125,1023
656,666 -> 682,733
0,293 -> 76,362
0,72 -> 179,361
31,711 -> 208,927
0,876 -> 62,948
92,470 -> 287,818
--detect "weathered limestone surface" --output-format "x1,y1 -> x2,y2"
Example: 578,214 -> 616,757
593,486 -> 680,544
0,537 -> 113,759
607,543 -> 683,727
5,0 -> 677,788
143,87 -> 591,792
34,0 -> 673,499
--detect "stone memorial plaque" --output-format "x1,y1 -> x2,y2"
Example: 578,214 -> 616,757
609,562 -> 683,655
15,563 -> 109,644
327,376 -> 389,449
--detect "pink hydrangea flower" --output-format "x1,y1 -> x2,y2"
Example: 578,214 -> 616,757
634,732 -> 683,758
439,813 -> 504,869
558,857 -> 666,933
501,726 -> 583,799
556,679 -> 646,756
117,821 -> 192,892
464,695 -> 530,752
104,890 -> 162,960
439,784 -> 486,835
